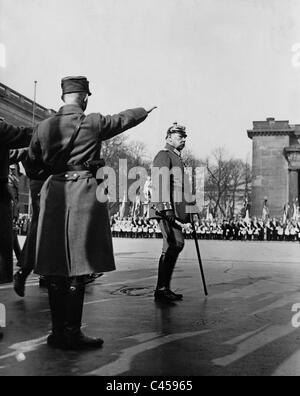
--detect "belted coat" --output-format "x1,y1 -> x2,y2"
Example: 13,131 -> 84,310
27,105 -> 148,277
151,143 -> 199,223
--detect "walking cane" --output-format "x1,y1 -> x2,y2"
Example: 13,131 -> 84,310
151,205 -> 208,296
190,214 -> 208,296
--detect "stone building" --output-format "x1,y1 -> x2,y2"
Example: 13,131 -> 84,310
0,82 -> 55,212
248,117 -> 300,218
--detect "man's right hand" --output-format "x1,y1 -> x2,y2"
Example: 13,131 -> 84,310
146,106 -> 158,114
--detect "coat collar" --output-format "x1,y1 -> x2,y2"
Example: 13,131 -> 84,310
56,104 -> 84,116
165,143 -> 182,157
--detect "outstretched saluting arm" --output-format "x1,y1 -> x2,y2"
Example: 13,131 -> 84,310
98,106 -> 157,141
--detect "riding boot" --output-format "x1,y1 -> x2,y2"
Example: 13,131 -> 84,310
47,277 -> 67,348
63,279 -> 103,350
155,253 -> 182,301
13,268 -> 33,297
156,254 -> 167,290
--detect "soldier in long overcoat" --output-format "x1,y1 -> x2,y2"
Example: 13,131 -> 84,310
26,76 -> 156,350
151,123 -> 198,303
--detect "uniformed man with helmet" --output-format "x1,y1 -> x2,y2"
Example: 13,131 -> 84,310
151,122 -> 198,303
26,76 -> 157,350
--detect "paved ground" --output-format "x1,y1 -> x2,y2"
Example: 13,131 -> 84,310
0,238 -> 300,376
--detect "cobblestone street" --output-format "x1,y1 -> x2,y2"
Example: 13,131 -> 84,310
1,239 -> 300,376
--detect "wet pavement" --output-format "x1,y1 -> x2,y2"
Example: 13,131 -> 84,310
0,238 -> 300,376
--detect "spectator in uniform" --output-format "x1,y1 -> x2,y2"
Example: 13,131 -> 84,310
26,76 -> 156,350
11,147 -> 50,297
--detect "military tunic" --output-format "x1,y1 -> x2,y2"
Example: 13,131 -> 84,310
151,143 -> 198,223
27,105 -> 148,277
151,143 -> 199,257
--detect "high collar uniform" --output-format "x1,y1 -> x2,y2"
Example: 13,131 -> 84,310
151,143 -> 198,223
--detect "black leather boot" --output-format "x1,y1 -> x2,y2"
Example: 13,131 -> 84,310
13,268 -> 32,297
156,254 -> 167,290
168,290 -> 183,300
63,281 -> 103,350
155,253 -> 183,302
47,278 -> 67,349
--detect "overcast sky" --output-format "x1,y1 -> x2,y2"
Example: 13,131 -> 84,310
1,0 -> 300,162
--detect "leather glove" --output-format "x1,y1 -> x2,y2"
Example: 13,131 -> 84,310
164,210 -> 176,224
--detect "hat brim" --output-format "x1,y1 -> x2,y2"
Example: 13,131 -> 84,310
63,89 -> 92,96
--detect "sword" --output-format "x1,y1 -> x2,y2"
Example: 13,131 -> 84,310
151,205 -> 208,296
190,214 -> 208,296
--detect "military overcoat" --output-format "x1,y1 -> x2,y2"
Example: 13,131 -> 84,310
151,143 -> 198,223
27,105 -> 148,277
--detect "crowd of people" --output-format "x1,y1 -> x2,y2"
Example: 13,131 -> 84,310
110,215 -> 300,242
13,212 -> 300,242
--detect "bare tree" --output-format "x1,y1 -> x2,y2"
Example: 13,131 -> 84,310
243,159 -> 252,201
205,148 -> 250,219
227,159 -> 246,215
101,136 -> 150,214
101,135 -> 129,168
205,148 -> 230,217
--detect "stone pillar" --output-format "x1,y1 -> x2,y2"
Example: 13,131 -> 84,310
248,118 -> 293,218
250,135 -> 289,217
289,170 -> 299,204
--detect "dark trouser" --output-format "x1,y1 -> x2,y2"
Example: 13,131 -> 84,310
156,219 -> 185,290
0,184 -> 13,283
46,276 -> 86,338
13,229 -> 21,261
18,180 -> 44,275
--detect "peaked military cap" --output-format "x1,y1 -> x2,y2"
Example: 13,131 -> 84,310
61,76 -> 92,96
166,122 -> 187,137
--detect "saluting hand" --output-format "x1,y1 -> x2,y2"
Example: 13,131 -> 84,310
146,106 -> 158,114
165,210 -> 176,224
